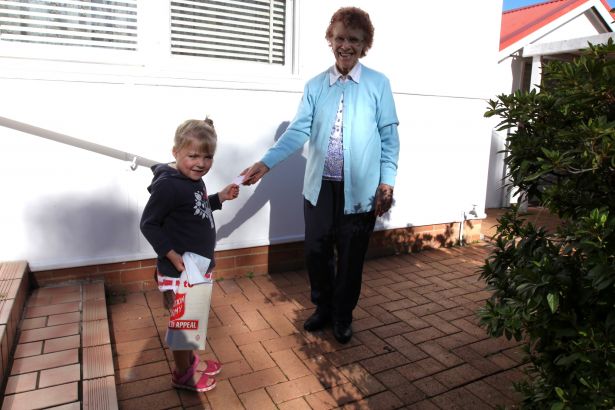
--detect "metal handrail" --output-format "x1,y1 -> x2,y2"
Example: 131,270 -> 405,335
0,115 -> 159,170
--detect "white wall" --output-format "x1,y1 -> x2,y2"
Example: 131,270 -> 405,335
0,0 -> 503,270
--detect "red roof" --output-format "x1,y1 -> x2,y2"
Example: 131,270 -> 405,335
500,0 -> 615,50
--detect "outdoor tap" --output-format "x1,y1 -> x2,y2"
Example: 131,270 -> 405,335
469,204 -> 478,218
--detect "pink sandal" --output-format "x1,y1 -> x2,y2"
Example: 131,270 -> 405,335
188,353 -> 221,376
172,365 -> 216,392
203,360 -> 222,376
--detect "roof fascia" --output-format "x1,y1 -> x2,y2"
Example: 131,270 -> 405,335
593,0 -> 615,27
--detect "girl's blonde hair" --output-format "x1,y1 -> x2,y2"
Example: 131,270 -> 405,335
173,117 -> 217,154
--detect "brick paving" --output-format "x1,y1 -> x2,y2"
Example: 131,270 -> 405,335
481,206 -> 561,240
109,242 -> 526,409
2,207 -> 553,409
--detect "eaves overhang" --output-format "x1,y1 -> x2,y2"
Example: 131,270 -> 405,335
522,31 -> 615,56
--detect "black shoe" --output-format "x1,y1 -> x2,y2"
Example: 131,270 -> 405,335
333,321 -> 352,344
303,309 -> 330,332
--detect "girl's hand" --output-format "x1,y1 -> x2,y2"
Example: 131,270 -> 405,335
219,183 -> 240,202
166,249 -> 185,273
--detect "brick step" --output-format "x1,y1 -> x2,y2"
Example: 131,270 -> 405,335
0,267 -> 118,410
0,261 -> 30,390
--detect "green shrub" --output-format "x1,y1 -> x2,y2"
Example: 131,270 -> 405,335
479,39 -> 615,409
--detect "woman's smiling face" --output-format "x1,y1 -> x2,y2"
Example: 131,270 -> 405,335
329,21 -> 365,75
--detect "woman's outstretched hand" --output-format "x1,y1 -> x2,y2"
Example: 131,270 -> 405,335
240,161 -> 270,185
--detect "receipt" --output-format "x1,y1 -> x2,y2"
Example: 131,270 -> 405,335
182,252 -> 212,285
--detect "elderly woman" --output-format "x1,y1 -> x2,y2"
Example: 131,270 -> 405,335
242,7 -> 400,344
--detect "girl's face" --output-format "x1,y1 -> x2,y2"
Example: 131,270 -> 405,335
173,140 -> 213,181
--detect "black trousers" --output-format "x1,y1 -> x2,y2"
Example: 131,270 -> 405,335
304,180 -> 376,324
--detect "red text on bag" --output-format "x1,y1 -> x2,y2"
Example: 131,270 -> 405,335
168,320 -> 199,329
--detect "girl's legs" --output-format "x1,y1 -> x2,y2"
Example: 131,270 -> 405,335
172,350 -> 193,375
163,290 -> 175,310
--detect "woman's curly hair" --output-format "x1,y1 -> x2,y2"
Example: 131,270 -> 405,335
325,7 -> 374,57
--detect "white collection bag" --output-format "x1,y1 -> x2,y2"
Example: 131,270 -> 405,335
164,252 -> 213,351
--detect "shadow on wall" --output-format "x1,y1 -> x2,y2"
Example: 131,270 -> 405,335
217,121 -> 306,271
26,189 -> 140,261
369,220 -> 471,258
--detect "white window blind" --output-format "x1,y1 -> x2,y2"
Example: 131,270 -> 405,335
170,0 -> 286,65
0,0 -> 138,51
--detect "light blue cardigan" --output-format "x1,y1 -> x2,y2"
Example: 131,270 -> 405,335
261,63 -> 400,214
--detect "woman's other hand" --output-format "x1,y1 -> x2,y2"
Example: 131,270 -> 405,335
374,183 -> 394,217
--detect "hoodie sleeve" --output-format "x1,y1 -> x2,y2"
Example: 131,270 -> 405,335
140,178 -> 176,258
208,193 -> 222,211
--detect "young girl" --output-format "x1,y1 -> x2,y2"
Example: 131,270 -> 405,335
140,117 -> 239,392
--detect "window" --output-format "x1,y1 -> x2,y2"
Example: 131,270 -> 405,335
170,0 -> 287,65
0,0 -> 291,69
0,0 -> 138,50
